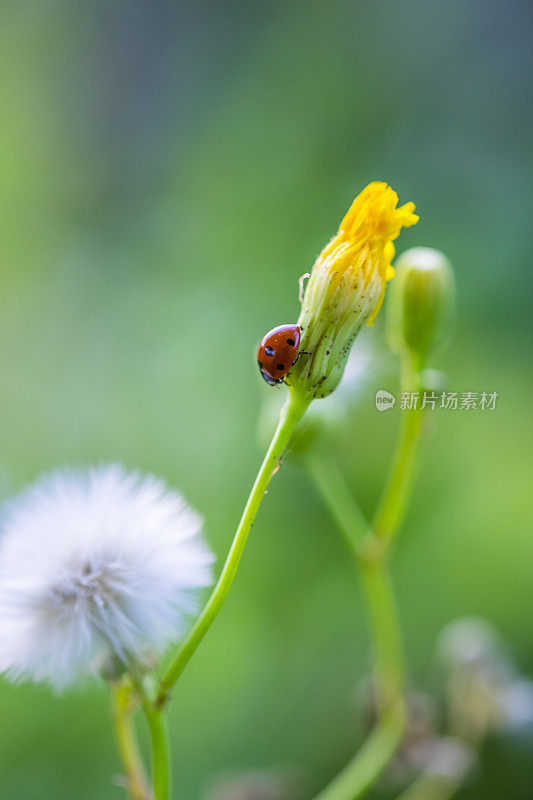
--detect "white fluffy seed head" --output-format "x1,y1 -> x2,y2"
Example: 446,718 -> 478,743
0,465 -> 214,690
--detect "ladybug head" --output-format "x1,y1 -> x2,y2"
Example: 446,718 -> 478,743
258,361 -> 282,386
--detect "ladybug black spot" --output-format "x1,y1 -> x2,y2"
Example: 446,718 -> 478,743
287,338 -> 295,347
277,363 -> 285,371
265,346 -> 274,357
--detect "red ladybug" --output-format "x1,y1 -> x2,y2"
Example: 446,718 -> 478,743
257,324 -> 301,386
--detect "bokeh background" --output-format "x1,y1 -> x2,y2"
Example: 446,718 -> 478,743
0,0 -> 532,798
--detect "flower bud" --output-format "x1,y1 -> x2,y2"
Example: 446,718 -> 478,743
387,247 -> 455,367
289,182 -> 418,400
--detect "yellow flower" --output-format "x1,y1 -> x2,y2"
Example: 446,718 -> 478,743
316,181 -> 419,324
290,182 -> 418,400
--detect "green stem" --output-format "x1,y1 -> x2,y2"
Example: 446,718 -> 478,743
372,357 -> 424,550
304,453 -> 405,706
157,390 -> 310,706
359,558 -> 404,714
394,770 -> 465,800
142,702 -> 170,800
111,682 -> 152,800
314,703 -> 405,800
305,452 -> 369,556
312,557 -> 405,800
307,354 -> 427,800
305,452 -> 406,800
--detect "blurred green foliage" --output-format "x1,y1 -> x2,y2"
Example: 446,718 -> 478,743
0,1 -> 531,798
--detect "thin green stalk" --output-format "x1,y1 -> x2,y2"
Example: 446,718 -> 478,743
314,703 -> 404,800
359,558 -> 404,714
306,451 -> 406,800
305,453 -> 405,706
372,357 -> 424,550
111,682 -> 152,800
142,702 -> 170,800
157,390 -> 310,706
305,452 -> 369,556
394,771 -> 465,800
307,354 -> 428,800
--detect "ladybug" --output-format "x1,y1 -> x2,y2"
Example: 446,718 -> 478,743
257,324 -> 301,386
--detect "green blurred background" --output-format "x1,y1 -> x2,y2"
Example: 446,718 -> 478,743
0,0 -> 532,797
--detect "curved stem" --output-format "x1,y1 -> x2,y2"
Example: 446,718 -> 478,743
142,702 -> 170,800
305,453 -> 405,707
313,557 -> 405,800
111,681 -> 152,800
305,451 -> 406,800
305,452 -> 368,557
394,769 -> 466,800
314,703 -> 404,800
306,353 -> 427,800
157,390 -> 310,706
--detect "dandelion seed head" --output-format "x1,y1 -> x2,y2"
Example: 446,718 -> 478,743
0,465 -> 214,689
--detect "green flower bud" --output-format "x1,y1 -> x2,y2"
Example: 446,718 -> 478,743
387,247 -> 455,367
